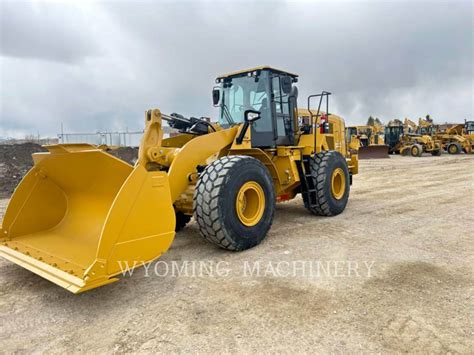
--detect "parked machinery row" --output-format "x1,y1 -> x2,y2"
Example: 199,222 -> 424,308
347,116 -> 473,158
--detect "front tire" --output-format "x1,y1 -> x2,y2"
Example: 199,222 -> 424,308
411,144 -> 423,157
194,156 -> 275,251
307,151 -> 350,216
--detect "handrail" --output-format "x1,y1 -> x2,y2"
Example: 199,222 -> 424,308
307,91 -> 332,154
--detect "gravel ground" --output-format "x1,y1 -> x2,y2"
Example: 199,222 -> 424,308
0,154 -> 473,353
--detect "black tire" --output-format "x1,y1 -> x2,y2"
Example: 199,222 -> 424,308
307,151 -> 350,216
175,211 -> 191,231
193,156 -> 275,251
411,144 -> 423,157
431,149 -> 442,156
447,143 -> 460,154
417,144 -> 424,157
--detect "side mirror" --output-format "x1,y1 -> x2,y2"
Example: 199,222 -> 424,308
244,110 -> 261,123
289,85 -> 298,99
281,76 -> 292,94
236,110 -> 261,145
212,88 -> 220,106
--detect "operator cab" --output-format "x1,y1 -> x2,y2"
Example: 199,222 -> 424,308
465,120 -> 474,135
418,125 -> 435,136
213,66 -> 299,148
385,125 -> 404,150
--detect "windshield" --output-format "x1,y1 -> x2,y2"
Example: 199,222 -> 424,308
219,72 -> 270,126
419,127 -> 432,135
466,121 -> 474,133
386,126 -> 403,138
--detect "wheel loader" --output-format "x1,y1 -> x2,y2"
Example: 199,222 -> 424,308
0,66 -> 358,293
346,124 -> 389,159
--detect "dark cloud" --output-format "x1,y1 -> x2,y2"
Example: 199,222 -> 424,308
0,0 -> 472,138
0,1 -> 99,64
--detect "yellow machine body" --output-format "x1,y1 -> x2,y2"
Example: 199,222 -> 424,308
1,67 -> 358,293
227,108 -> 358,201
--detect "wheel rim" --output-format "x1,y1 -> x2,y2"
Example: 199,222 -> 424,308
236,181 -> 265,227
449,145 -> 457,154
412,146 -> 419,155
331,168 -> 346,200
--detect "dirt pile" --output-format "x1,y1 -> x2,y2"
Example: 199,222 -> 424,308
0,143 -> 46,197
107,146 -> 138,165
0,144 -> 139,197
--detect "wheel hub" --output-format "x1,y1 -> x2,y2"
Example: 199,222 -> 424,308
236,181 -> 265,226
331,168 -> 346,200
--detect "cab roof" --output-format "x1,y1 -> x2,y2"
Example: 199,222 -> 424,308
216,66 -> 299,80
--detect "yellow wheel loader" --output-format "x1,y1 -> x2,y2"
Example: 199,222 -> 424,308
0,66 -> 357,293
346,125 -> 389,159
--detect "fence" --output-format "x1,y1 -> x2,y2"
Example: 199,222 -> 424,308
58,127 -> 172,147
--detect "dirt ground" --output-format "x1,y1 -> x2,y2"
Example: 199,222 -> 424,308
0,154 -> 473,353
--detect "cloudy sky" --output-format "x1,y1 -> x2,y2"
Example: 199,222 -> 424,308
0,0 -> 472,138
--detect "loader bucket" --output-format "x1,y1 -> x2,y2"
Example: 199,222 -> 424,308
0,144 -> 175,293
357,145 -> 390,159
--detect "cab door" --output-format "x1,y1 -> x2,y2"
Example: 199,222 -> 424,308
271,75 -> 294,146
249,71 -> 276,148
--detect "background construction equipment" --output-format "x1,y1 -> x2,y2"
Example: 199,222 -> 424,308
346,122 -> 389,159
418,116 -> 473,154
385,119 -> 442,157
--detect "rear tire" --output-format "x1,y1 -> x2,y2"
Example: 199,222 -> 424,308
307,151 -> 350,216
194,156 -> 275,251
447,143 -> 461,154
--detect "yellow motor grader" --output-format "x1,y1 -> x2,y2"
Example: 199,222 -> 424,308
419,117 -> 473,154
0,66 -> 358,293
385,119 -> 442,157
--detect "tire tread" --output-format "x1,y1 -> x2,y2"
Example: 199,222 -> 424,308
306,151 -> 349,216
194,156 -> 273,251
